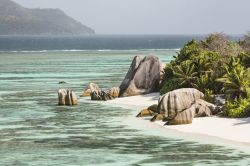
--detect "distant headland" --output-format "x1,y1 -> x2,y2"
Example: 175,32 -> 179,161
0,0 -> 95,36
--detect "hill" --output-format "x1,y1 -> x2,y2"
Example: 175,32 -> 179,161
0,0 -> 95,35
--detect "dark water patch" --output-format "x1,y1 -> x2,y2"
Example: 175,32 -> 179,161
0,35 -> 202,51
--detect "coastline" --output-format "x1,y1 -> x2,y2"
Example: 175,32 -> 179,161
106,93 -> 250,149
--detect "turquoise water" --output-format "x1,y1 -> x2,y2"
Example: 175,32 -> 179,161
1,50 -> 250,166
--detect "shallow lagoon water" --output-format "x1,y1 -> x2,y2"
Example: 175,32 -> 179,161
1,50 -> 250,166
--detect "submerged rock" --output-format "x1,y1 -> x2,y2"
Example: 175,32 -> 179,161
119,55 -> 164,97
82,83 -> 100,97
58,89 -> 78,106
59,81 -> 67,84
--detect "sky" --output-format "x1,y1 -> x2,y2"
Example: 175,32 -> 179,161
13,0 -> 250,35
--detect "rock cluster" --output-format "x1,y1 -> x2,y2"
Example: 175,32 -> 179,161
57,55 -> 222,125
137,88 -> 219,125
90,90 -> 113,101
81,55 -> 164,101
82,82 -> 120,101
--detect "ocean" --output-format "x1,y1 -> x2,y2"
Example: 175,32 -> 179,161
0,35 -> 249,166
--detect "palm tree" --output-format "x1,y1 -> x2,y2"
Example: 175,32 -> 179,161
192,55 -> 212,76
173,61 -> 198,87
191,73 -> 211,92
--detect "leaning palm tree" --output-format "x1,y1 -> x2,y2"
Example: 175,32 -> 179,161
173,61 -> 198,87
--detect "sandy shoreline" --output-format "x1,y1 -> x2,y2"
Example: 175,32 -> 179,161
107,93 -> 250,145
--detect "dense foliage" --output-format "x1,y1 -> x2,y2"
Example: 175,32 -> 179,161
160,33 -> 250,118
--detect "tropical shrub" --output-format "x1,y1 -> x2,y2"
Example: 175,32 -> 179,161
173,39 -> 200,65
204,89 -> 214,103
239,52 -> 250,68
172,60 -> 197,87
224,98 -> 250,118
217,58 -> 250,100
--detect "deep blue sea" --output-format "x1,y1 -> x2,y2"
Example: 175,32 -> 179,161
0,35 -> 203,52
0,35 -> 249,166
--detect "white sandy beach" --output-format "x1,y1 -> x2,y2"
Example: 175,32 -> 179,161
108,93 -> 250,144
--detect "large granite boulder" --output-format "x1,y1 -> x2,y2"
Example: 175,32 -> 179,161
165,99 -> 217,125
155,88 -> 217,125
119,55 -> 164,97
58,89 -> 78,106
157,88 -> 204,118
166,108 -> 195,125
82,83 -> 100,97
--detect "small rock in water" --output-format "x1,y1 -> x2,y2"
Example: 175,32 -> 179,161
58,89 -> 78,106
82,83 -> 100,97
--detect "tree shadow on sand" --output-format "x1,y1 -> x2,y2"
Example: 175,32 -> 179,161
233,118 -> 250,126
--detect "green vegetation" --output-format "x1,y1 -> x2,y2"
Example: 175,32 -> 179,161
160,33 -> 250,118
224,98 -> 250,118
